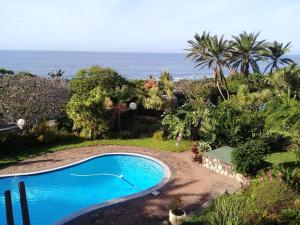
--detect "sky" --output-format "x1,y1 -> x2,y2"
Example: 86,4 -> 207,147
0,0 -> 300,53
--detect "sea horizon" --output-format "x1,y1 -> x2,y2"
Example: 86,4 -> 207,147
1,50 -> 300,80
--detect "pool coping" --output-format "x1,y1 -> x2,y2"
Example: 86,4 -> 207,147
0,152 -> 173,225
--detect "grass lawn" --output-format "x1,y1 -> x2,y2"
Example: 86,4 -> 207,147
0,138 -> 192,168
266,151 -> 298,165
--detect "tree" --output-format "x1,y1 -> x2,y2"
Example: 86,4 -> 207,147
0,74 -> 68,125
48,69 -> 65,79
0,68 -> 14,75
263,41 -> 294,74
187,32 -> 232,100
229,31 -> 266,76
66,66 -> 133,138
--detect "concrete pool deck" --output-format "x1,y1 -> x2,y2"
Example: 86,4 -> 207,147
0,145 -> 241,225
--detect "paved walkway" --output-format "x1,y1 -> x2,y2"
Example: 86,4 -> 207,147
0,146 -> 241,225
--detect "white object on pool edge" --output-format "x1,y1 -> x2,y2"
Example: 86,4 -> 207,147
152,190 -> 160,196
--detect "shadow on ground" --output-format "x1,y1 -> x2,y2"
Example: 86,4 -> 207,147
66,179 -> 212,225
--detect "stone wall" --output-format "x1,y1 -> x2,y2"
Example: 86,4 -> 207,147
202,154 -> 246,183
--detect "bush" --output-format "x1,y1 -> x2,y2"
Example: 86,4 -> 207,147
206,195 -> 246,225
0,74 -> 68,125
232,139 -> 268,175
174,78 -> 221,104
67,66 -> 134,138
210,101 -> 265,147
153,131 -> 164,141
162,102 -> 211,140
263,97 -> 300,138
187,178 -> 299,225
243,178 -> 297,224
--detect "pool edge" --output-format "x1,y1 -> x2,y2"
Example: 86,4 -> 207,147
52,153 -> 173,225
0,152 -> 173,225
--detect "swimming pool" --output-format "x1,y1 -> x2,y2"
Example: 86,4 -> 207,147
0,153 -> 170,225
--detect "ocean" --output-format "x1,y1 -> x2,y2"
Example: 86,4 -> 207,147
0,50 -> 300,80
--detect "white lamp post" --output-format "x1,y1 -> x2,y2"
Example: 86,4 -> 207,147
129,102 -> 137,110
17,119 -> 26,129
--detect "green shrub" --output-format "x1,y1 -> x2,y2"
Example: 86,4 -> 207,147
232,139 -> 268,175
187,178 -> 298,225
67,66 -> 134,138
263,97 -> 300,138
153,131 -> 164,141
243,178 -> 297,224
211,101 -> 265,147
206,195 -> 246,225
278,207 -> 300,224
162,102 -> 211,140
277,166 -> 300,192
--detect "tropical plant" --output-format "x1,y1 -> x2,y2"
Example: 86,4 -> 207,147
143,71 -> 176,111
67,66 -> 132,138
277,166 -> 300,192
143,86 -> 164,110
186,32 -> 232,100
263,41 -> 294,74
232,139 -> 268,175
263,97 -> 300,138
162,102 -> 211,140
265,64 -> 300,99
206,195 -> 246,225
229,31 -> 266,76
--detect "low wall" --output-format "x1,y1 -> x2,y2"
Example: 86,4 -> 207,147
202,154 -> 246,183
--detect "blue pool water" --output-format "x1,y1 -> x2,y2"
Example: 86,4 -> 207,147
0,154 -> 166,225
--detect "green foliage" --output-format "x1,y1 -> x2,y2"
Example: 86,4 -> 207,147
143,71 -> 176,111
210,99 -> 265,147
265,64 -> 300,99
243,178 -> 297,224
152,130 -> 164,141
67,66 -> 133,138
232,139 -> 268,175
263,97 -> 300,138
187,32 -> 231,100
277,166 -> 300,192
263,41 -> 294,74
227,73 -> 267,94
206,195 -> 246,225
229,31 -> 266,75
143,86 -> 164,110
188,178 -> 299,225
0,68 -> 14,75
162,102 -> 211,140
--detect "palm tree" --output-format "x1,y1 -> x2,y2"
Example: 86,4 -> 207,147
263,41 -> 294,74
187,32 -> 232,100
229,31 -> 266,76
